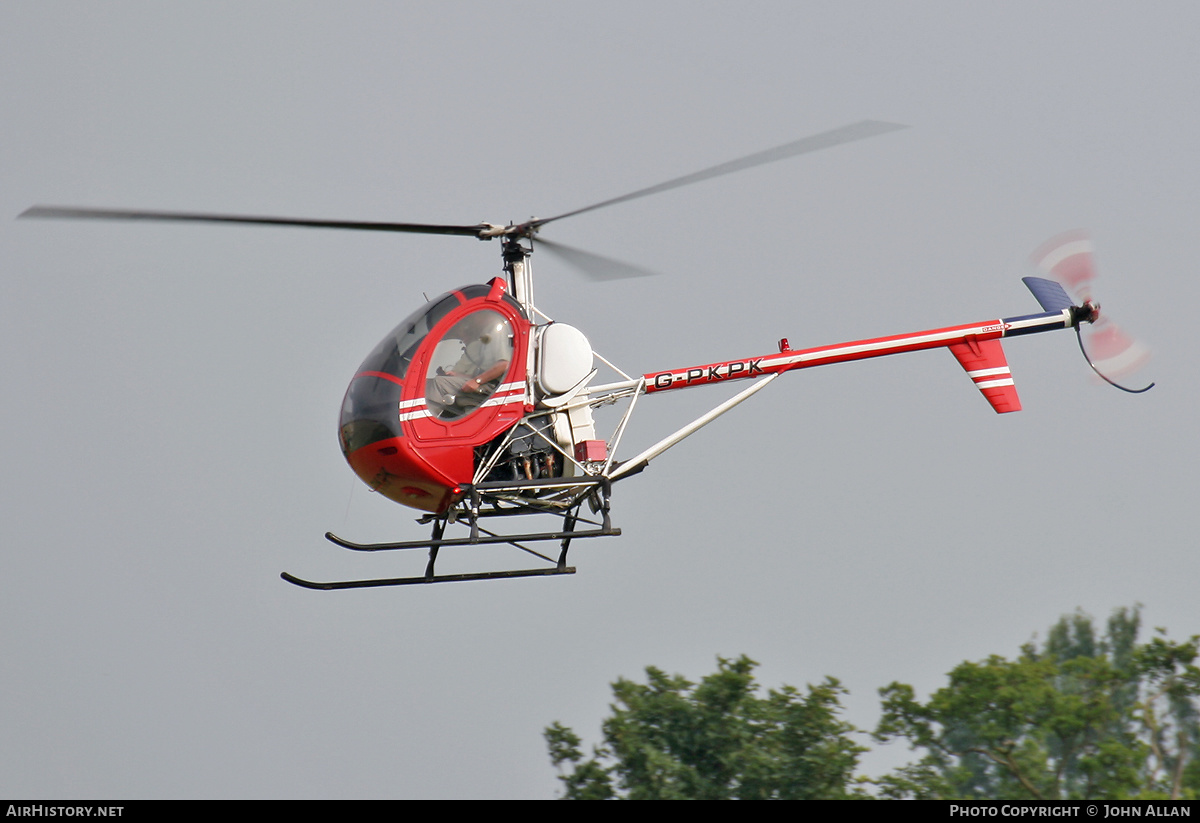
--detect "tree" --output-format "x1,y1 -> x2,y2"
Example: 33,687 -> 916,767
545,655 -> 866,799
875,607 -> 1200,800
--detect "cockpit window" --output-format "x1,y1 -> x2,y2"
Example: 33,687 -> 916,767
425,310 -> 515,420
339,292 -> 460,455
339,374 -> 404,456
358,293 -> 459,381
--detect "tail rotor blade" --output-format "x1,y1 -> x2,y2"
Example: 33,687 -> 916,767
1031,229 -> 1096,302
1030,230 -> 1153,392
1083,317 -> 1152,379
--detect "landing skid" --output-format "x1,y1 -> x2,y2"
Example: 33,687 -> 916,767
281,566 -> 577,590
281,477 -> 619,590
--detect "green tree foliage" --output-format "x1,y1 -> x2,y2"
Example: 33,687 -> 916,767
544,655 -> 865,799
875,607 -> 1200,800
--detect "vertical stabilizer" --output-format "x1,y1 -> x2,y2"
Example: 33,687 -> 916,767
948,337 -> 1021,413
1022,276 -> 1075,313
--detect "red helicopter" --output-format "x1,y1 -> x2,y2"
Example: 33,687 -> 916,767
21,121 -> 1152,590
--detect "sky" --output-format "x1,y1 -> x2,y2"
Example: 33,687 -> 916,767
3,1 -> 1198,799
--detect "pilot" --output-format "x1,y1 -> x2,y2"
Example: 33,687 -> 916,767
429,312 -> 512,417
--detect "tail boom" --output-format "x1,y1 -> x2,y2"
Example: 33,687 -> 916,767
640,308 -> 1076,411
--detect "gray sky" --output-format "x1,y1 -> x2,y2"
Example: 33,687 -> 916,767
4,1 -> 1197,799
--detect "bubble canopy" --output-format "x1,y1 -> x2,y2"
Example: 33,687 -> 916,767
338,284 -> 524,458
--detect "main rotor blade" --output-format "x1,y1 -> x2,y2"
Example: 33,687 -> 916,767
22,120 -> 907,245
535,237 -> 657,280
529,120 -> 908,230
20,206 -> 492,237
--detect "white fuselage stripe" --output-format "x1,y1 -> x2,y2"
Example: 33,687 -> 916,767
396,385 -> 526,422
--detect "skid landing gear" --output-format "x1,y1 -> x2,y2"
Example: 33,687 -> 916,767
281,477 -> 619,590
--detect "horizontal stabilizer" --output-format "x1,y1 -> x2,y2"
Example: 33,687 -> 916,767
1022,276 -> 1074,313
948,337 -> 1021,413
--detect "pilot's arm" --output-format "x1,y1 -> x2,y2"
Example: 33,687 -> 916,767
463,360 -> 509,393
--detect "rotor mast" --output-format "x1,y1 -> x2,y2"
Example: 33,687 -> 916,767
502,236 -> 535,316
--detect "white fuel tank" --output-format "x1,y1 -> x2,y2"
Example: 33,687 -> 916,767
536,323 -> 594,399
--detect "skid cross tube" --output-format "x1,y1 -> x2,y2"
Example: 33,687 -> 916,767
323,525 -> 620,552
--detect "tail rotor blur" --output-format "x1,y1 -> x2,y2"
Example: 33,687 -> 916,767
1030,230 -> 1153,393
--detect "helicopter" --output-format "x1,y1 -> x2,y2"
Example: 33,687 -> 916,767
20,121 -> 1152,590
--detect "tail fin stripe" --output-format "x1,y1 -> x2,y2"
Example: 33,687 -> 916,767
975,377 -> 1015,389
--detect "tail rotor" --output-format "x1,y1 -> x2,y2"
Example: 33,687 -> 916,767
1030,230 -> 1153,393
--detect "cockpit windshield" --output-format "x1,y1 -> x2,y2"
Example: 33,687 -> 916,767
424,310 -> 515,420
358,293 -> 460,381
339,292 -> 458,456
